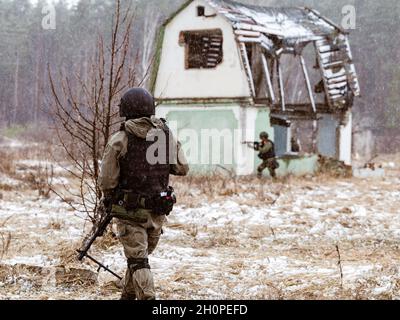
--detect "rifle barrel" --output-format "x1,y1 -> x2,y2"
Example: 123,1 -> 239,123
76,250 -> 123,281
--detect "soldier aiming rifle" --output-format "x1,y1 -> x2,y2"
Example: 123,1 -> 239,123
243,132 -> 279,179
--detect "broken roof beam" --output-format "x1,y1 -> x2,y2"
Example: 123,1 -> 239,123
233,22 -> 281,37
314,40 -> 340,109
236,33 -> 275,52
261,53 -> 276,104
277,59 -> 286,112
299,55 -> 317,113
233,22 -> 328,42
239,42 -> 256,97
342,36 -> 361,96
234,29 -> 261,37
303,7 -> 348,35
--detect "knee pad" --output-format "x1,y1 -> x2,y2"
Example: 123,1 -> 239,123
127,258 -> 150,272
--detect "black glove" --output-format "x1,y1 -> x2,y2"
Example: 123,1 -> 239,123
102,190 -> 115,211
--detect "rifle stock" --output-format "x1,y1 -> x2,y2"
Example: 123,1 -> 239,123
77,212 -> 113,260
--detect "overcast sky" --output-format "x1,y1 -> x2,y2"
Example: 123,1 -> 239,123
30,0 -> 81,8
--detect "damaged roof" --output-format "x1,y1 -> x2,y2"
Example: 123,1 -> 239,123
158,0 -> 360,112
206,0 -> 342,40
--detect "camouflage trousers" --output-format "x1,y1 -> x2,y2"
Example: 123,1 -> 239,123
115,209 -> 166,300
257,158 -> 278,178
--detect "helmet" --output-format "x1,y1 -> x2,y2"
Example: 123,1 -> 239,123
260,132 -> 269,139
119,88 -> 155,119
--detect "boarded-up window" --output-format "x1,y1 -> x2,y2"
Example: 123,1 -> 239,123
179,29 -> 223,69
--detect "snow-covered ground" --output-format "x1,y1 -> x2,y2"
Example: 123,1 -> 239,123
1,139 -> 400,300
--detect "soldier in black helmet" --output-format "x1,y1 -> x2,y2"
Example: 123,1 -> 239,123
98,88 -> 189,300
245,132 -> 279,179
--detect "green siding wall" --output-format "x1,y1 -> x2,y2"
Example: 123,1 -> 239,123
277,155 -> 319,176
159,104 -> 319,176
166,107 -> 239,173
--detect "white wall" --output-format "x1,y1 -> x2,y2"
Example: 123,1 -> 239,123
236,107 -> 258,175
154,0 -> 251,99
339,111 -> 352,165
353,129 -> 375,161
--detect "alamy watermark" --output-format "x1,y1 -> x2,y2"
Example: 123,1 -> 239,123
42,4 -> 56,30
341,5 -> 356,30
145,121 -> 258,167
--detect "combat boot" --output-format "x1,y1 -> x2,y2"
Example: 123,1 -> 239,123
120,292 -> 136,300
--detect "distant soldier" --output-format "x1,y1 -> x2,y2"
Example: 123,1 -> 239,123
98,88 -> 189,300
244,132 -> 279,179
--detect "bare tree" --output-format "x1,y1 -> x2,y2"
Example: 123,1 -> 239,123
12,50 -> 20,124
139,4 -> 162,83
48,0 -> 145,222
33,35 -> 44,124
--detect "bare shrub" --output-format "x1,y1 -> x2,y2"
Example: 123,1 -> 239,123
48,0 -> 150,222
47,219 -> 63,230
317,156 -> 353,178
206,224 -> 237,247
20,164 -> 54,198
185,224 -> 199,238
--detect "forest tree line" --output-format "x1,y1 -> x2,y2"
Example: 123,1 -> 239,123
0,0 -> 399,152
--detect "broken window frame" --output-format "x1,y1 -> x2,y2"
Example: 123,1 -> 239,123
197,6 -> 205,17
179,29 -> 224,70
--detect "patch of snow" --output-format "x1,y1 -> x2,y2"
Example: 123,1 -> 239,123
3,255 -> 53,267
0,137 -> 24,148
343,265 -> 375,280
0,173 -> 20,186
372,277 -> 393,296
353,206 -> 367,217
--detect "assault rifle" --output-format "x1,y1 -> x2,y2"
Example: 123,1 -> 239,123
242,141 -> 260,150
76,199 -> 122,280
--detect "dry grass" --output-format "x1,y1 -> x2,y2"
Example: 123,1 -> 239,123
55,266 -> 98,287
172,174 -> 287,208
1,144 -> 400,299
19,166 -> 54,198
58,245 -> 79,266
0,263 -> 49,292
0,150 -> 15,176
206,223 -> 238,248
0,216 -> 12,261
47,219 -> 63,230
95,229 -> 120,250
0,143 -> 57,195
0,184 -> 14,192
0,233 -> 11,260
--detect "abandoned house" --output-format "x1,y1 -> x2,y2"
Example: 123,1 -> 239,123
151,0 -> 360,175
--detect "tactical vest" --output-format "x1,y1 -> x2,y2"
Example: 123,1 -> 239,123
259,140 -> 276,160
118,123 -> 170,196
